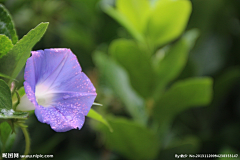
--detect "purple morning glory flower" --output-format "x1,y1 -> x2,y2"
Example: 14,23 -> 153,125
17,48 -> 97,132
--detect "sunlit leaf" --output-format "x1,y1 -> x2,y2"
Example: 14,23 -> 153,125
102,5 -> 144,42
116,0 -> 150,34
0,34 -> 13,58
109,39 -> 155,98
0,4 -> 18,44
147,0 -> 192,47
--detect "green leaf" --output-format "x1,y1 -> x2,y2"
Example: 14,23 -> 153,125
0,34 -> 13,58
87,108 -> 113,132
18,87 -> 26,97
4,131 -> 15,152
109,39 -> 155,98
102,5 -> 144,42
0,72 -> 17,82
154,29 -> 199,94
0,111 -> 28,119
98,116 -> 159,160
93,52 -> 147,125
0,79 -> 12,110
0,22 -> 49,82
153,78 -> 213,124
116,0 -> 150,34
0,82 -> 28,119
12,87 -> 25,110
0,4 -> 18,44
0,121 -> 12,150
147,0 -> 192,47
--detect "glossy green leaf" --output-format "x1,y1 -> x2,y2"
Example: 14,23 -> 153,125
93,52 -> 147,125
0,34 -> 13,58
147,0 -> 192,47
0,79 -> 12,110
0,4 -> 18,44
102,5 -> 144,42
116,0 -> 150,34
0,22 -> 49,82
154,29 -> 199,94
87,108 -> 113,132
153,78 -> 213,124
98,116 -> 159,160
0,121 -> 12,150
109,39 -> 155,98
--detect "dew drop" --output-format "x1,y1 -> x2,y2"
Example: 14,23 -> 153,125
6,112 -> 13,116
63,95 -> 70,99
66,116 -> 72,121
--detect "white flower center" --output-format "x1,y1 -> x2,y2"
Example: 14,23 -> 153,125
35,84 -> 55,107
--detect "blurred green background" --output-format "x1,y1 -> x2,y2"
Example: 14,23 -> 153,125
1,0 -> 240,159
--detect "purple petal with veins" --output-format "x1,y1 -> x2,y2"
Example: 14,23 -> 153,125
18,48 -> 97,132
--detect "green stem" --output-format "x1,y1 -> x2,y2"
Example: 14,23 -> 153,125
13,91 -> 20,111
20,125 -> 30,160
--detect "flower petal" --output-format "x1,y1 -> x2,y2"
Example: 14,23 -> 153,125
27,49 -> 71,89
23,81 -> 38,106
51,91 -> 97,116
35,105 -> 85,132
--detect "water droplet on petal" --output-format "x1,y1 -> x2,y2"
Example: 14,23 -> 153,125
63,95 -> 70,99
66,116 -> 72,121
